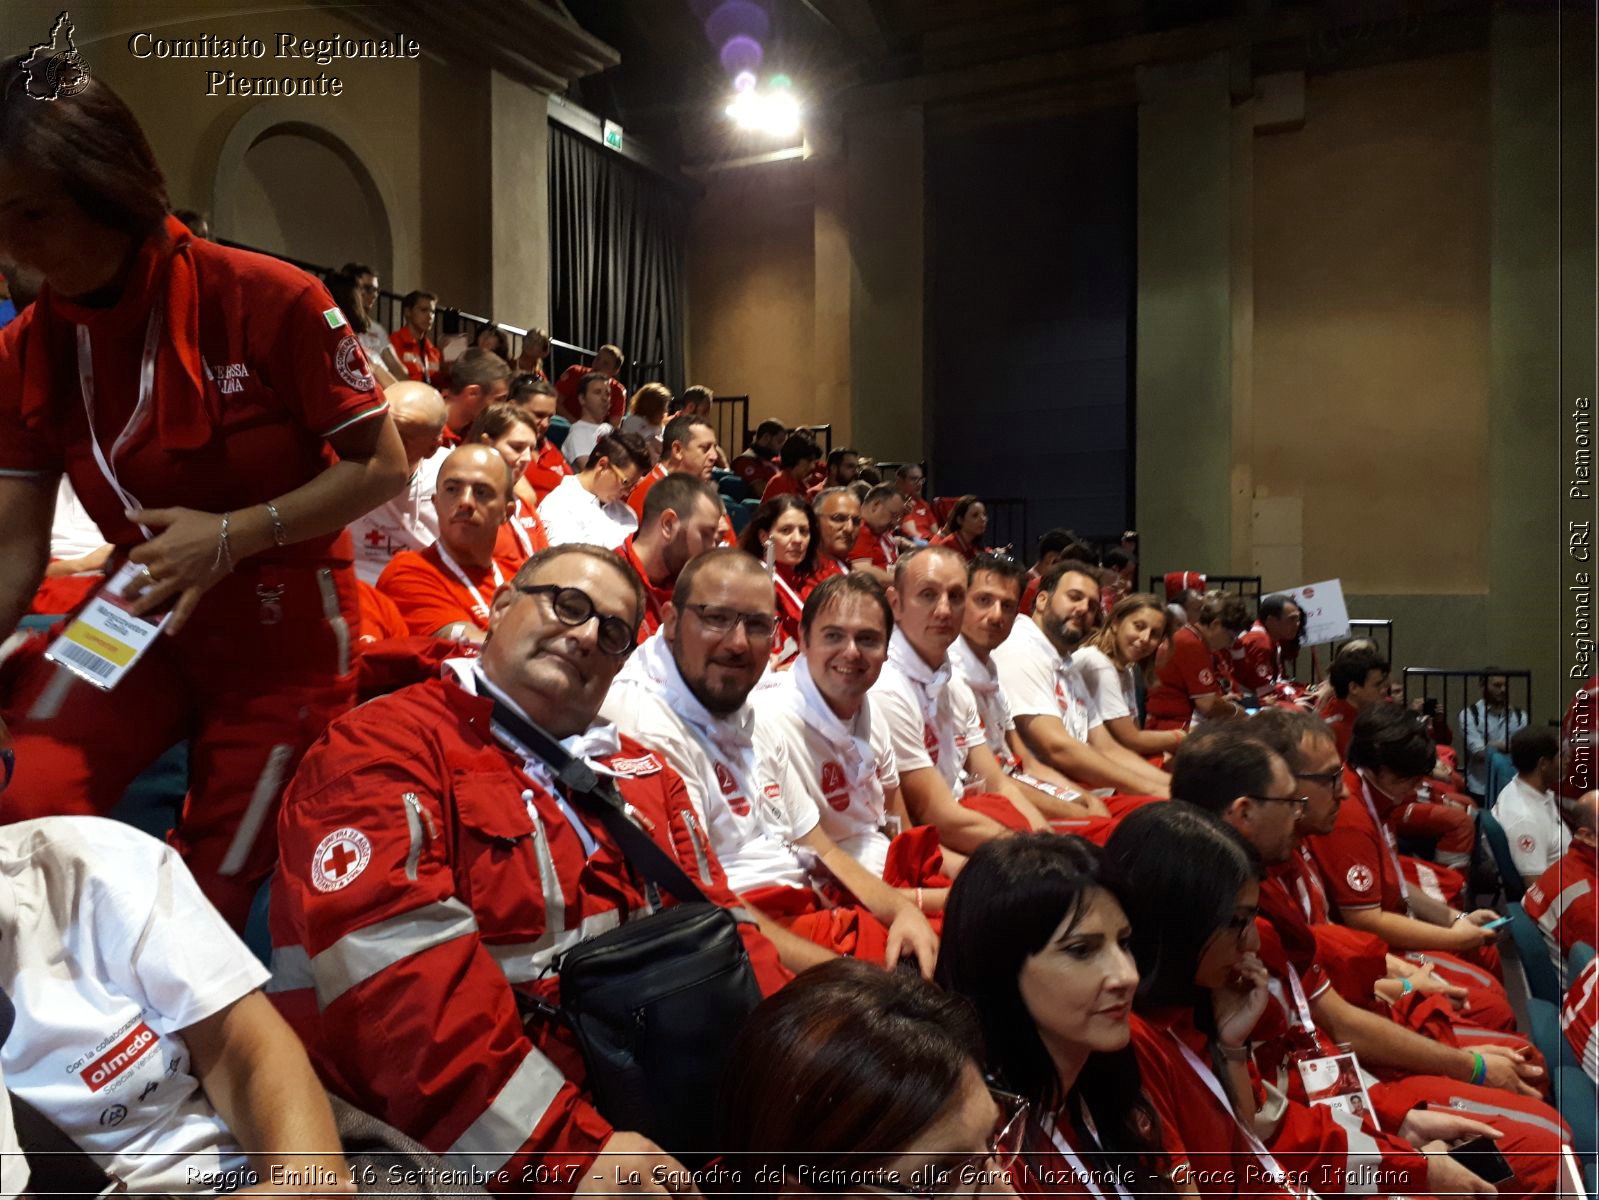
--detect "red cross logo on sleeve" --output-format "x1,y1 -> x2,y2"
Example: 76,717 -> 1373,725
311,828 -> 373,893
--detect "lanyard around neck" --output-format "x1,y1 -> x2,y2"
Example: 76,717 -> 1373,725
76,309 -> 161,539
435,544 -> 504,626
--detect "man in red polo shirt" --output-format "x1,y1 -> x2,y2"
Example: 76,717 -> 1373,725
553,343 -> 627,424
1318,647 -> 1389,759
619,476 -> 723,642
810,488 -> 860,585
1231,593 -> 1303,697
731,419 -> 785,491
848,484 -> 904,585
1018,528 -> 1073,615
509,379 -> 571,503
1523,790 -> 1598,962
376,445 -> 510,644
894,463 -> 937,542
628,413 -> 717,515
389,290 -> 441,383
1305,705 -> 1512,1006
762,434 -> 821,502
437,348 -> 510,447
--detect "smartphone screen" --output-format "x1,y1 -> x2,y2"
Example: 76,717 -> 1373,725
1448,1137 -> 1515,1184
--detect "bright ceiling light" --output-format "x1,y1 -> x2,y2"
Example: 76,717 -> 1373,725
725,82 -> 802,137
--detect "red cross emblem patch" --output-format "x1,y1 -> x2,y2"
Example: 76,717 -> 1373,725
820,761 -> 849,812
312,828 -> 372,893
1346,864 -> 1374,894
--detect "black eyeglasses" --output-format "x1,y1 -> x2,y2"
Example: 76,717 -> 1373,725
1294,769 -> 1344,789
515,585 -> 636,656
683,604 -> 778,642
1245,792 -> 1310,814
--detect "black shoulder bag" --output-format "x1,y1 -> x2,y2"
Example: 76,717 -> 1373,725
490,703 -> 763,1162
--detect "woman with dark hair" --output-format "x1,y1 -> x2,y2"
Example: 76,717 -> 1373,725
0,63 -> 408,926
938,834 -> 1180,1198
718,957 -> 1023,1197
1076,594 -> 1185,758
1103,805 -> 1482,1200
737,493 -> 819,667
464,401 -> 547,571
1101,804 -> 1298,1198
932,494 -> 987,561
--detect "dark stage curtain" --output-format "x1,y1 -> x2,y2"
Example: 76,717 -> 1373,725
548,124 -> 686,396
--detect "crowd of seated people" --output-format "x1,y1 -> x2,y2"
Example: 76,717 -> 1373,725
1,65 -> 1595,1200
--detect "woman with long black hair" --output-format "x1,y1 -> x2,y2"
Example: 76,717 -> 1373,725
938,833 -> 1182,1199
0,60 -> 408,926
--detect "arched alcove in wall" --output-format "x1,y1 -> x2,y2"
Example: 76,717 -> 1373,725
212,104 -> 414,289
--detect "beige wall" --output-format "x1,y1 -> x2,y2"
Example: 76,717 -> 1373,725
685,158 -> 819,432
1251,52 -> 1492,596
16,0 -> 531,319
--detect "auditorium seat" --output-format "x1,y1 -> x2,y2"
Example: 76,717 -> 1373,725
1476,807 -> 1527,902
1508,900 -> 1563,1006
716,473 -> 752,503
731,497 -> 760,535
1573,941 -> 1597,978
546,415 -> 571,449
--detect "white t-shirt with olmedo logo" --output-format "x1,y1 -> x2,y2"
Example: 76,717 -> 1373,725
0,818 -> 268,1193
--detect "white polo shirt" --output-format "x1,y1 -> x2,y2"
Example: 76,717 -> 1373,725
752,658 -> 900,877
870,630 -> 985,794
948,636 -> 1016,765
604,633 -> 817,894
539,472 -> 638,551
990,614 -> 1102,741
1070,644 -> 1137,725
561,419 -> 613,466
0,818 -> 268,1193
1495,775 -> 1572,877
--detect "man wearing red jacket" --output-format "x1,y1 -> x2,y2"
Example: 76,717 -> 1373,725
618,475 -> 723,643
270,544 -> 788,1194
1523,790 -> 1598,962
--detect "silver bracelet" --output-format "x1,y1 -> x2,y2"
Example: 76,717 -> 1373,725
213,511 -> 235,575
265,501 -> 288,547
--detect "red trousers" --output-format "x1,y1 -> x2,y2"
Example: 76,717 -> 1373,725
0,560 -> 358,929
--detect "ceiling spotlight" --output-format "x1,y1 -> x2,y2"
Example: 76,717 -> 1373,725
725,82 -> 802,137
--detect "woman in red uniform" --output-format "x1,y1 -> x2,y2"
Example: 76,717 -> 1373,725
737,494 -> 819,668
0,66 -> 408,927
931,494 -> 989,561
465,401 -> 547,573
938,834 -> 1184,1199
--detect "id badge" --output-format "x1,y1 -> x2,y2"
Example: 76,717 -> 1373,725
44,561 -> 169,691
1295,1051 -> 1379,1129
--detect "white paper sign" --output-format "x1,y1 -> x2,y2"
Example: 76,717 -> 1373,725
1285,579 -> 1350,647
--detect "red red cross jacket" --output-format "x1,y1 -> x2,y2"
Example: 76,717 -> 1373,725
269,672 -> 788,1192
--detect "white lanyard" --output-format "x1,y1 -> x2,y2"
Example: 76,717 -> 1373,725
435,544 -> 504,626
1167,1034 -> 1314,1199
510,500 -> 535,557
1293,850 -> 1326,923
1041,1106 -> 1133,1200
880,532 -> 898,564
76,309 -> 162,539
1284,963 -> 1316,1032
1356,776 -> 1411,901
773,569 -> 805,615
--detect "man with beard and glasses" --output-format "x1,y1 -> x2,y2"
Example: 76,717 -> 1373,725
868,547 -> 1047,853
272,545 -> 788,1195
602,548 -> 939,976
948,553 -> 1109,822
618,475 -> 723,642
990,561 -> 1172,798
375,444 -> 511,644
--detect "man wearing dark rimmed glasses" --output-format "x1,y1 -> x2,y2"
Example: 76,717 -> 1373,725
604,548 -> 940,978
272,544 -> 788,1197
1182,721 -> 1570,1199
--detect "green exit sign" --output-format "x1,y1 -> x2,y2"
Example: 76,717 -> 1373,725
603,120 -> 624,151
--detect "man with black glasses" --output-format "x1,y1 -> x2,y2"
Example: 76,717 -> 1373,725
272,544 -> 788,1196
603,548 -> 939,977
